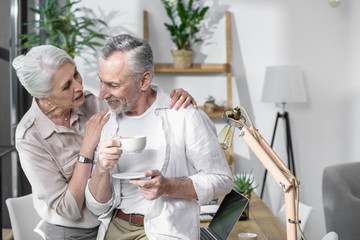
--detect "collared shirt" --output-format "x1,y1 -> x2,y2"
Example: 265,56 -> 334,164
16,91 -> 107,228
85,86 -> 233,239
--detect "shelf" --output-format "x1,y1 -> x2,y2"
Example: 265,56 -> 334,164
198,106 -> 232,118
154,63 -> 230,73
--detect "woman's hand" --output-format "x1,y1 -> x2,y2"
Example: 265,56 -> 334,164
168,88 -> 197,110
80,109 -> 110,158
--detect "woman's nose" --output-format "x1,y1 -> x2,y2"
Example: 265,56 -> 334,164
74,80 -> 83,92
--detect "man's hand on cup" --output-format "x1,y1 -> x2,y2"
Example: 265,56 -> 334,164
130,169 -> 169,200
98,137 -> 122,172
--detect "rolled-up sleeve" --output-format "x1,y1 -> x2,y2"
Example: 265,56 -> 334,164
190,173 -> 233,205
84,179 -> 113,216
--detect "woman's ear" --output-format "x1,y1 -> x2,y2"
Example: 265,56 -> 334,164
139,71 -> 152,91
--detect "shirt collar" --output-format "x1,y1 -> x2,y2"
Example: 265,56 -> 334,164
150,85 -> 170,109
31,98 -> 81,139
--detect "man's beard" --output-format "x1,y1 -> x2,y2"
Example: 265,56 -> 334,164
108,94 -> 138,115
108,99 -> 127,114
108,87 -> 141,115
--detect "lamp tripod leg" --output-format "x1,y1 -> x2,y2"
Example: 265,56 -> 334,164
260,113 -> 281,199
285,112 -> 296,177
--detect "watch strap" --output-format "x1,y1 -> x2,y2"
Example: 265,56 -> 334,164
78,155 -> 94,164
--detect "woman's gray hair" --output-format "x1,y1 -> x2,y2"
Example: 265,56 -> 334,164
12,45 -> 75,98
101,34 -> 154,81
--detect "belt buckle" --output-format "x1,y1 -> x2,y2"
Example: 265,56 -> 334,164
129,213 -> 143,227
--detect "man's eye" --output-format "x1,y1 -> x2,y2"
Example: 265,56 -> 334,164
108,83 -> 117,88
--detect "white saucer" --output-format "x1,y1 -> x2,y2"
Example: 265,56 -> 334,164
112,172 -> 145,180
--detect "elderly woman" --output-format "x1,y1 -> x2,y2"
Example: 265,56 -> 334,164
12,45 -> 196,240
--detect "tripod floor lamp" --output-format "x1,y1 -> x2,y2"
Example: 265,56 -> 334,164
260,65 -> 307,199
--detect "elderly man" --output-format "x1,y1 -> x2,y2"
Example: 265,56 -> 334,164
85,34 -> 233,240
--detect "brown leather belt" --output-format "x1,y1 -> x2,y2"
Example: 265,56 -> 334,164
116,209 -> 144,227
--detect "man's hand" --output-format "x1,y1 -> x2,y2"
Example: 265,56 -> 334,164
130,169 -> 198,200
97,137 -> 122,172
129,169 -> 169,200
88,137 -> 122,203
168,88 -> 198,110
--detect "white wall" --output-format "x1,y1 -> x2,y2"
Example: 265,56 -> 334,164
76,1 -> 359,239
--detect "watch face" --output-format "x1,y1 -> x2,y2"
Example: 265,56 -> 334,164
78,156 -> 93,164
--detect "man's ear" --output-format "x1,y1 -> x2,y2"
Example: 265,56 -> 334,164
139,71 -> 152,91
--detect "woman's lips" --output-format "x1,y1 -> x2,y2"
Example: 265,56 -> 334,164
74,92 -> 84,101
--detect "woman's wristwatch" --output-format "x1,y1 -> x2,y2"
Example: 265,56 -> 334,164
78,155 -> 94,164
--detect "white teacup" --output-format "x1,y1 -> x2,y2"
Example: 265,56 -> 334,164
238,233 -> 257,240
119,136 -> 147,154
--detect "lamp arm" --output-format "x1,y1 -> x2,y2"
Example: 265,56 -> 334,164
239,125 -> 294,192
237,120 -> 304,240
221,106 -> 306,240
255,130 -> 296,185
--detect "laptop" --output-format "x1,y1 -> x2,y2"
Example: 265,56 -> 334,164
200,189 -> 249,240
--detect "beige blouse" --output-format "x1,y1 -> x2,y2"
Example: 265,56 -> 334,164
15,91 -> 107,228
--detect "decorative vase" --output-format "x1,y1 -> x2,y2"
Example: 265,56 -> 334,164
171,49 -> 193,69
204,102 -> 217,113
239,193 -> 251,220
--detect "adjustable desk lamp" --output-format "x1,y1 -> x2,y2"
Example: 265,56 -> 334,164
260,66 -> 307,199
218,106 -> 306,240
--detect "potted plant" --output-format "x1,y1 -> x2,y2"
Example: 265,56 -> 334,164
19,0 -> 107,59
203,95 -> 217,113
161,0 -> 209,68
233,170 -> 258,220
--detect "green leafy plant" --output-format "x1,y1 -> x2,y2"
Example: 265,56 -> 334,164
161,0 -> 209,50
233,170 -> 258,196
19,0 -> 107,58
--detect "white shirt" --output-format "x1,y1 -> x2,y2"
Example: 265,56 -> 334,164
116,95 -> 165,214
85,86 -> 233,240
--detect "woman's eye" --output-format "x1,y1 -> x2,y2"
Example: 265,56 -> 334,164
63,82 -> 71,90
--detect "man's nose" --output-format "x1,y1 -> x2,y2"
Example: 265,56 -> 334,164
99,84 -> 109,100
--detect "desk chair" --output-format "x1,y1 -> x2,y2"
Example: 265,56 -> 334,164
276,201 -> 313,240
322,162 -> 360,240
6,194 -> 43,240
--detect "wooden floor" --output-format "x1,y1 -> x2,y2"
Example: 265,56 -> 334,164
2,228 -> 13,240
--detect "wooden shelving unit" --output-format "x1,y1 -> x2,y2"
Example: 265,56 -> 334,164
154,63 -> 230,73
143,11 -> 234,165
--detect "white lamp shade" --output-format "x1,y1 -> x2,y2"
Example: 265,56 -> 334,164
261,66 -> 307,103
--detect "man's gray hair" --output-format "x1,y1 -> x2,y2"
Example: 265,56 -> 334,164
101,34 -> 154,80
12,45 -> 75,98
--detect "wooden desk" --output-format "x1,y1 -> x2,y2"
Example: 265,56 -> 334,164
202,192 -> 286,240
2,229 -> 13,240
